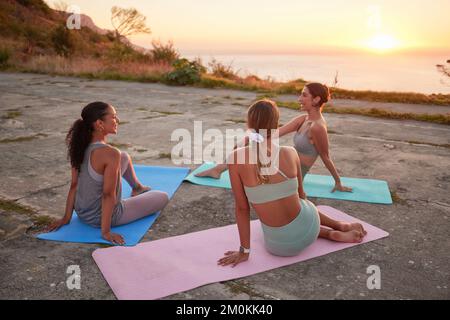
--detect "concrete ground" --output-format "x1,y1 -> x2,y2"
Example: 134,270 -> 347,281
0,72 -> 449,300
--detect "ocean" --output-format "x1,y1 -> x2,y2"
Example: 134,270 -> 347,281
184,52 -> 450,95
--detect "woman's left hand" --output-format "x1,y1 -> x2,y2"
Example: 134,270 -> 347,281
218,251 -> 249,267
299,190 -> 307,200
332,182 -> 353,193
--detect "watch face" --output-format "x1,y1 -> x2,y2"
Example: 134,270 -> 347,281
239,246 -> 249,253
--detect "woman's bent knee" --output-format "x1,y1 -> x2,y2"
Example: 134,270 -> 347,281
160,191 -> 169,204
120,151 -> 130,163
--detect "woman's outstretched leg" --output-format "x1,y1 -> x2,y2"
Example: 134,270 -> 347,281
317,209 -> 367,243
194,163 -> 228,179
120,151 -> 151,196
115,190 -> 169,225
195,136 -> 249,179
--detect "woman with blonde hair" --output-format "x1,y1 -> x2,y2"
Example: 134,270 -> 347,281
218,99 -> 365,267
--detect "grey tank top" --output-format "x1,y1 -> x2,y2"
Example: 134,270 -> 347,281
293,120 -> 319,157
74,142 -> 123,227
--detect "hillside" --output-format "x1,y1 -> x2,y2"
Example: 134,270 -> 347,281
0,0 -> 146,58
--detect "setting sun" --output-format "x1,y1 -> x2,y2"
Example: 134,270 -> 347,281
367,34 -> 400,52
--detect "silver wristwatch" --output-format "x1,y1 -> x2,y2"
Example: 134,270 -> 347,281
239,245 -> 250,254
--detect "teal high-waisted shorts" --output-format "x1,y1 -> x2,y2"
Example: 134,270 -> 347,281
260,199 -> 320,257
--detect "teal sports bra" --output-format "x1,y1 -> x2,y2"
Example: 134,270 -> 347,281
244,168 -> 298,204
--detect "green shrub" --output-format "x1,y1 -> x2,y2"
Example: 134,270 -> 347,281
17,0 -> 50,13
165,58 -> 206,85
107,42 -> 135,62
51,25 -> 74,57
150,40 -> 179,64
0,48 -> 10,67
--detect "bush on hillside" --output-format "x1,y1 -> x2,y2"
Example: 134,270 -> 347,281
150,40 -> 179,64
165,58 -> 206,85
208,58 -> 239,80
0,48 -> 10,67
51,24 -> 74,57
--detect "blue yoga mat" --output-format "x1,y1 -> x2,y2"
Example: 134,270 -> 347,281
37,165 -> 190,246
185,162 -> 392,204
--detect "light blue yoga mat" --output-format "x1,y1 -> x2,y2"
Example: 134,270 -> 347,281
37,165 -> 190,246
184,162 -> 231,189
185,162 -> 392,204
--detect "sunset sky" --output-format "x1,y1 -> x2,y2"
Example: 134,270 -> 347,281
46,0 -> 450,55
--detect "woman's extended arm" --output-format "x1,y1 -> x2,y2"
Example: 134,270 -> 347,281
310,125 -> 352,193
278,114 -> 307,138
101,148 -> 125,245
218,154 -> 251,267
46,167 -> 78,231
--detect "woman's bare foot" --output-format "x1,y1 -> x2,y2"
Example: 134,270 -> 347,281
131,184 -> 151,197
338,222 -> 367,236
329,230 -> 365,243
194,167 -> 222,179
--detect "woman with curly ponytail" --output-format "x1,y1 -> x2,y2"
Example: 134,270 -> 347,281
47,102 -> 169,245
196,83 -> 352,193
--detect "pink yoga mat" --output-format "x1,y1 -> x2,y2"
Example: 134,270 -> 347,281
93,206 -> 389,300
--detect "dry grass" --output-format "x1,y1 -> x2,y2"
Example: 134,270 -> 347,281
158,152 -> 172,159
17,55 -> 105,74
3,50 -> 448,106
108,142 -> 132,149
0,133 -> 48,144
13,55 -> 172,82
276,100 -> 450,125
0,199 -> 36,215
2,111 -> 22,119
152,110 -> 183,115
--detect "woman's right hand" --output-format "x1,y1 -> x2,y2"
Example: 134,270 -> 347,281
299,190 -> 307,200
102,232 -> 125,245
331,182 -> 353,193
46,218 -> 70,232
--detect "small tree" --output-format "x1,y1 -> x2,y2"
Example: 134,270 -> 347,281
332,70 -> 339,88
436,60 -> 450,78
52,0 -> 68,12
111,6 -> 151,40
150,40 -> 179,64
436,60 -> 450,86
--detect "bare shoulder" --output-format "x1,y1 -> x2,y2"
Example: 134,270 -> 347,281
292,114 -> 307,126
310,121 -> 327,135
279,146 -> 299,161
99,145 -> 121,162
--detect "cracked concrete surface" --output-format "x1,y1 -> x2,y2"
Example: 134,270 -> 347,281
0,72 -> 449,300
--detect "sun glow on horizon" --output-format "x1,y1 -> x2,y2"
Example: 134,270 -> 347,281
366,34 -> 400,53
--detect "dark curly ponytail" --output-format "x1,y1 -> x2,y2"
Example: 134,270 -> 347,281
66,102 -> 110,171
